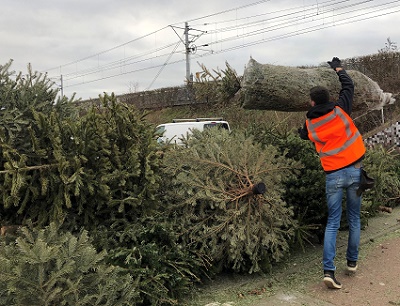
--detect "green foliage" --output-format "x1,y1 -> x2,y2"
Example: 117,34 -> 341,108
0,61 -> 78,225
362,146 -> 400,210
92,218 -> 208,306
192,61 -> 242,107
0,223 -> 140,306
276,132 -> 327,243
3,56 -> 400,305
0,61 -> 162,229
242,119 -> 327,244
161,128 -> 299,273
55,94 -> 162,229
0,61 -> 203,306
0,60 -> 58,117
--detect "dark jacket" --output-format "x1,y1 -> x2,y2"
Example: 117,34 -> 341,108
299,69 -> 354,140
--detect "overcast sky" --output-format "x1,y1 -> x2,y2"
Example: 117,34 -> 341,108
1,0 -> 399,100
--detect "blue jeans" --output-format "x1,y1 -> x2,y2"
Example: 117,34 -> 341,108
323,164 -> 362,271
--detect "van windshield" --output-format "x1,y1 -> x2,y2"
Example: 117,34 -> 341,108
204,123 -> 229,130
155,126 -> 166,135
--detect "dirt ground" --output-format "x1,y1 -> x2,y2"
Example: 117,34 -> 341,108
254,207 -> 400,306
307,235 -> 400,306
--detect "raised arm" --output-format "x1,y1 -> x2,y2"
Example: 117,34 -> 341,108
327,58 -> 354,115
335,69 -> 354,115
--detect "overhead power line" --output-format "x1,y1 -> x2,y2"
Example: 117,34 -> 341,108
201,0 -> 399,49
170,0 -> 272,25
146,40 -> 182,90
47,0 -> 400,94
193,7 -> 400,57
201,0 -> 347,32
43,26 -> 170,73
62,41 -> 182,82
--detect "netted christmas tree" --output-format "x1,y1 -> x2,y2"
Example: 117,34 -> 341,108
161,128 -> 301,273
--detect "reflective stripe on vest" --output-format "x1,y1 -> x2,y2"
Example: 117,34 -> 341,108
306,106 -> 365,171
308,108 -> 352,141
320,130 -> 361,157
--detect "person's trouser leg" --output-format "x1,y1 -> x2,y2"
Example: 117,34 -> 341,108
323,170 -> 344,271
346,166 -> 362,262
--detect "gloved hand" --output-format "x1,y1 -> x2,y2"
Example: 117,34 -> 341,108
297,127 -> 303,135
327,57 -> 341,71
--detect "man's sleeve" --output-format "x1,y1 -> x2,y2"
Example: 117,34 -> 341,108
336,70 -> 354,115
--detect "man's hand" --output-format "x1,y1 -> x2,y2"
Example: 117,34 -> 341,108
298,125 -> 309,140
297,127 -> 303,135
327,57 -> 341,71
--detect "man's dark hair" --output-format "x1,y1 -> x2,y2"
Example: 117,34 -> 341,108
310,86 -> 330,105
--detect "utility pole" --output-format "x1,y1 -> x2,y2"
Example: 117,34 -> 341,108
185,22 -> 191,83
60,74 -> 64,97
171,23 -> 207,85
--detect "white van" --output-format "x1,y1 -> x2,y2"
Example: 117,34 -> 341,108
156,118 -> 231,145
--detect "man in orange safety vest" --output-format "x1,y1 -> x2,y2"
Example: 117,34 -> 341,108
298,57 -> 365,289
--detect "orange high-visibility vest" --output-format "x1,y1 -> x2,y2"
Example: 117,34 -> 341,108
306,106 -> 366,171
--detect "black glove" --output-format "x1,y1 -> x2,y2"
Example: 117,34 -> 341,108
327,57 -> 341,70
297,127 -> 303,135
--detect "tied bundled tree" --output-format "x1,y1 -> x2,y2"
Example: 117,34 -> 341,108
161,128 -> 301,274
240,58 -> 395,112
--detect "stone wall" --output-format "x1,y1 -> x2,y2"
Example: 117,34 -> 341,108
81,85 -> 204,110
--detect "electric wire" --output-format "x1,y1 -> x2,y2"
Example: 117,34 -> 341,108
46,0 -> 275,83
57,1 -> 392,78
146,40 -> 182,90
206,0 -> 389,40
193,7 -> 400,56
63,6 -> 399,90
43,26 -> 170,73
203,1 -> 399,48
62,41 -> 182,81
50,1 -> 400,91
169,0 -> 272,26
198,0 -> 341,26
204,0 -> 352,33
61,0 -> 340,81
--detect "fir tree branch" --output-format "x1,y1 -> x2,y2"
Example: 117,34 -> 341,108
0,164 -> 58,174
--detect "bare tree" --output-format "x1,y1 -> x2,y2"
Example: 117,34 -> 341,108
379,37 -> 398,53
